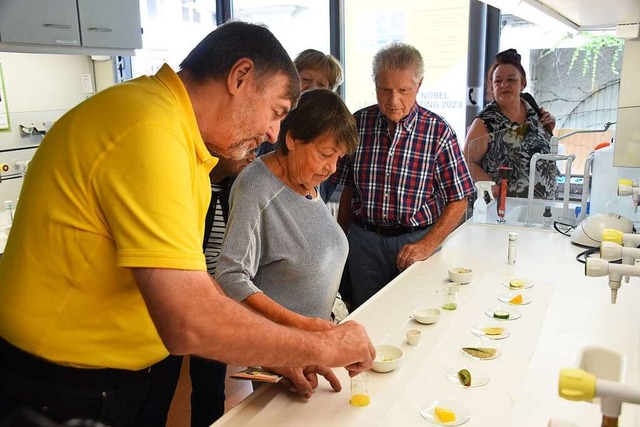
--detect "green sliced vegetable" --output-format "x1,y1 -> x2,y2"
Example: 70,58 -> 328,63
457,368 -> 472,386
493,310 -> 510,319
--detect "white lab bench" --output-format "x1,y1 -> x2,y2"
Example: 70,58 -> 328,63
212,221 -> 640,427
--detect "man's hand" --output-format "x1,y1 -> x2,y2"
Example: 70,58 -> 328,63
323,321 -> 375,376
397,238 -> 439,270
268,366 -> 341,399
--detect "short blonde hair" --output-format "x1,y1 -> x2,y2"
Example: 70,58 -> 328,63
294,49 -> 344,91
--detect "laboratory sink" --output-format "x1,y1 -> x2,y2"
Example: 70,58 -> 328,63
482,197 -> 579,228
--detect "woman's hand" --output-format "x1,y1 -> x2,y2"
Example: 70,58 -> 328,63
302,317 -> 335,331
538,107 -> 556,133
267,365 -> 342,399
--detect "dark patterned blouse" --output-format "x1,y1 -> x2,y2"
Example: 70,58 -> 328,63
477,100 -> 557,198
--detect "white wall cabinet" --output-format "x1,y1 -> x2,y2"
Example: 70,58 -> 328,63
77,0 -> 142,49
0,0 -> 142,51
0,0 -> 81,47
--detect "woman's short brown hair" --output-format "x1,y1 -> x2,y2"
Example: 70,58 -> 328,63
294,49 -> 344,91
277,89 -> 357,155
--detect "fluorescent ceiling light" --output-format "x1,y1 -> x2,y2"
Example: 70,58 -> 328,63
479,0 -> 580,35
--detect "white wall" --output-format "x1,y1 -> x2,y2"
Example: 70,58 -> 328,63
613,39 -> 640,167
0,52 -> 93,203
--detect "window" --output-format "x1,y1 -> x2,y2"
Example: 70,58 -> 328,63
499,15 -> 622,175
233,0 -> 330,60
134,0 -> 217,77
343,0 -> 471,140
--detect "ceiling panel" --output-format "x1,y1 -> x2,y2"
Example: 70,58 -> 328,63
538,0 -> 640,29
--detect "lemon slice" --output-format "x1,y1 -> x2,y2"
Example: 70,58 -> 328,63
434,406 -> 456,423
482,326 -> 504,335
493,310 -> 510,319
509,279 -> 526,289
508,294 -> 523,304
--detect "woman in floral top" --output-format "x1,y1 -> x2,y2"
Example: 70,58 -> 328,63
464,49 -> 558,199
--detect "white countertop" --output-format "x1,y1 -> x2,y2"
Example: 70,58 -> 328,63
212,222 -> 640,427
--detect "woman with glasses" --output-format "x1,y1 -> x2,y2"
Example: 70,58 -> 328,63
464,48 -> 557,199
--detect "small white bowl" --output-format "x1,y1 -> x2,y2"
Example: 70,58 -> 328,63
372,344 -> 404,373
448,267 -> 474,284
412,307 -> 441,325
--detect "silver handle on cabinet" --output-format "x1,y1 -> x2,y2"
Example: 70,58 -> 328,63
88,27 -> 114,32
43,23 -> 73,29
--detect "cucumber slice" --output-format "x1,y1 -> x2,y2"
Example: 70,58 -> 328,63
493,310 -> 510,319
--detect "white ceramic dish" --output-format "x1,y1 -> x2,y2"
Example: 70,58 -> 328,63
412,307 -> 441,324
420,399 -> 471,425
502,278 -> 534,290
498,291 -> 532,305
444,366 -> 490,387
484,305 -> 522,321
448,267 -> 474,284
470,323 -> 510,340
371,344 -> 404,373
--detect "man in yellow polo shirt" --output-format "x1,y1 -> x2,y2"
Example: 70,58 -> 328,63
0,21 -> 374,426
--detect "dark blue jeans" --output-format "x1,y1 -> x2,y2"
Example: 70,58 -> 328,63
0,338 -> 150,427
138,355 -> 226,427
347,222 -> 432,308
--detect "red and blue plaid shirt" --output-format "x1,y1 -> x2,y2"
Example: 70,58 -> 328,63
332,103 -> 475,227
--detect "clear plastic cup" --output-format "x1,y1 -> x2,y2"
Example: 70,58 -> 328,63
442,283 -> 460,310
350,372 -> 371,407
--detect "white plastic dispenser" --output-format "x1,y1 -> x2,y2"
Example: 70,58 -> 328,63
473,181 -> 495,223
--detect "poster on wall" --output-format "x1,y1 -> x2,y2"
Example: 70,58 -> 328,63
0,63 -> 9,131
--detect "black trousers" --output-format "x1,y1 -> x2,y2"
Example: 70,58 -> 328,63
138,355 -> 227,427
0,338 -> 150,427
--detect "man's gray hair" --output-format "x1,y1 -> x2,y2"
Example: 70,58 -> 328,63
372,42 -> 424,84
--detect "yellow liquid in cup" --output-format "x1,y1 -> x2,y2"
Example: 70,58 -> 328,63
350,394 -> 370,407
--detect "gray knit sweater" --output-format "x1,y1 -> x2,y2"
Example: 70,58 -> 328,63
215,159 -> 348,319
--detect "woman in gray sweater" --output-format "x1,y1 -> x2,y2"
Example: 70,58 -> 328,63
216,89 -> 358,331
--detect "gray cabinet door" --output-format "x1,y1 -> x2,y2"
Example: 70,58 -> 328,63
77,0 -> 142,49
0,0 -> 80,46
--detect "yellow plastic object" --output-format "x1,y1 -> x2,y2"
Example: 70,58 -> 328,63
618,179 -> 633,187
558,368 -> 596,401
434,406 -> 456,422
602,228 -> 624,245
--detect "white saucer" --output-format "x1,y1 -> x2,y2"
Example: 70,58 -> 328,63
420,399 -> 471,425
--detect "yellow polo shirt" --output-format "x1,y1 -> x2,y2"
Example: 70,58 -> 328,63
0,64 -> 217,370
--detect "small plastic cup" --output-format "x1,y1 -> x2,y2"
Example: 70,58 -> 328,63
442,283 -> 460,311
406,329 -> 422,346
350,372 -> 371,407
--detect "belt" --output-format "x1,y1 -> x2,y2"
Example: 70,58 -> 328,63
0,337 -> 150,388
353,218 -> 429,236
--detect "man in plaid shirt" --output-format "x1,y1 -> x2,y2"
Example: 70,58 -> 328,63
333,43 -> 475,308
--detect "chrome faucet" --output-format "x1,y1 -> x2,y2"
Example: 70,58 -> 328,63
525,123 -> 615,227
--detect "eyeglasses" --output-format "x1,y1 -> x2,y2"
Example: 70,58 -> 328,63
496,49 -> 521,64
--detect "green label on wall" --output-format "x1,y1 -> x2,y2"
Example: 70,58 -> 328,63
0,63 -> 9,131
